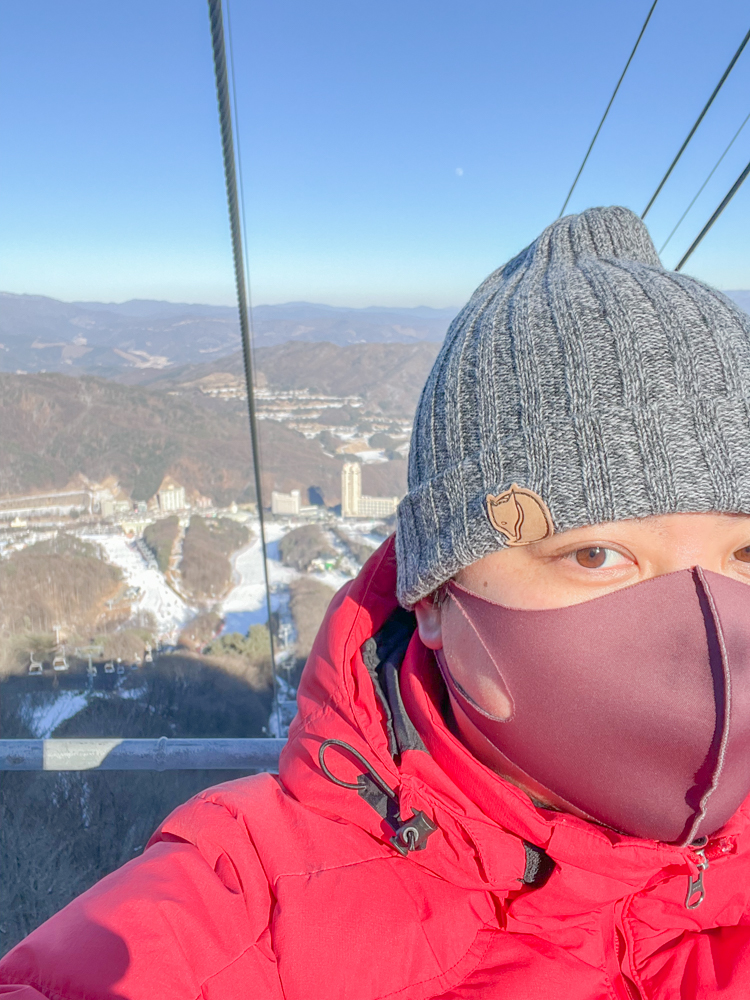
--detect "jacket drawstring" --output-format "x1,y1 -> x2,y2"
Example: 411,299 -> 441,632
318,739 -> 437,856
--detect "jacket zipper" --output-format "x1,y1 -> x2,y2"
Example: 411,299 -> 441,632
685,836 -> 709,909
614,834 -> 736,999
683,833 -> 737,908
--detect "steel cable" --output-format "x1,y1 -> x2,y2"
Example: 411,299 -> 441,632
207,0 -> 281,733
224,0 -> 258,395
558,0 -> 659,218
675,157 -> 750,271
642,26 -> 750,219
659,109 -> 750,256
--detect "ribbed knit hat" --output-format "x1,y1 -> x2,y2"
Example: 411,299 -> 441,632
396,205 -> 750,607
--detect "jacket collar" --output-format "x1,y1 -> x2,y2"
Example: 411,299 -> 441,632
280,536 -> 750,901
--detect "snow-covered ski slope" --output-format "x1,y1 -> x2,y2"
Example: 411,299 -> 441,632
87,533 -> 195,641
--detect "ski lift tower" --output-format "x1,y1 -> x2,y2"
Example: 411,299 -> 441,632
51,624 -> 69,671
279,622 -> 293,651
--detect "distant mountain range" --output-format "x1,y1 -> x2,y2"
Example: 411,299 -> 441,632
725,290 -> 750,313
4,288 -> 748,379
0,293 -> 458,376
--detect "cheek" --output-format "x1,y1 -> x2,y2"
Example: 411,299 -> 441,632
458,559 -> 548,610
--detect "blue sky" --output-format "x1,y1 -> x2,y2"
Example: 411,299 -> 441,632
1,0 -> 749,306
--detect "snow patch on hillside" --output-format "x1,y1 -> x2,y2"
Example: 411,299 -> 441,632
24,691 -> 89,738
88,533 -> 195,641
222,522 -> 295,617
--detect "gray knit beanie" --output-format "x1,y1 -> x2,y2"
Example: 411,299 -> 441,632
396,205 -> 750,607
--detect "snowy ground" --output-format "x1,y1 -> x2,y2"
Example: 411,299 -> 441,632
87,520 -> 381,642
14,519 -> 386,741
23,690 -> 90,738
221,522 -> 295,633
85,533 -> 196,642
0,529 -> 58,559
218,520 -> 378,733
220,519 -> 359,635
352,449 -> 389,464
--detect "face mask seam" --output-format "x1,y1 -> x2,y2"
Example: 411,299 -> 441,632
682,567 -> 734,845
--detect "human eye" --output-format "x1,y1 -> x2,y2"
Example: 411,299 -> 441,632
568,546 -> 630,570
733,544 -> 750,564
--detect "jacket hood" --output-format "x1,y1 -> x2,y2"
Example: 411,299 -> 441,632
278,536 -> 750,909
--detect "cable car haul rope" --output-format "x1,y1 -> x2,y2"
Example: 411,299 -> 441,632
0,2 -> 287,773
558,5 -> 750,271
641,26 -> 750,220
207,0 -> 281,732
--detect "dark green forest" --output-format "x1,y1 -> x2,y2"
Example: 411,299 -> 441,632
0,655 -> 273,956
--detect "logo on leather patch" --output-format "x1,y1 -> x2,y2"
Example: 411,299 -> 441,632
486,484 -> 554,546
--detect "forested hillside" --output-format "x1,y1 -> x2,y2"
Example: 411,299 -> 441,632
180,516 -> 250,601
0,655 -> 273,955
0,372 -> 256,504
0,536 -> 123,674
132,339 -> 441,417
0,339 -> 437,507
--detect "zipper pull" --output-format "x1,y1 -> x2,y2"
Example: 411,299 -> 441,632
685,837 -> 709,909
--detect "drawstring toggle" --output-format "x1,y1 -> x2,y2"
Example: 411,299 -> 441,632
318,739 -> 438,856
390,811 -> 438,856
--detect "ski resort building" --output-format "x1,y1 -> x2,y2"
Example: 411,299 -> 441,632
341,462 -> 398,519
157,482 -> 186,512
271,489 -> 302,516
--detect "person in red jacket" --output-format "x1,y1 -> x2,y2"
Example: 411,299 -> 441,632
5,205 -> 750,999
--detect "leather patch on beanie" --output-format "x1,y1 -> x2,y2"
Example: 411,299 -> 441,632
486,484 -> 554,545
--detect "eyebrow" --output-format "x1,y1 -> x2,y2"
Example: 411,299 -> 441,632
535,514 -> 750,552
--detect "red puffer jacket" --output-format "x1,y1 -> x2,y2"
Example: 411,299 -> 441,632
3,536 -> 750,999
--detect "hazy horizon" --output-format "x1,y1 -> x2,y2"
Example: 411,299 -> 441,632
0,289 -> 461,313
4,285 -> 750,312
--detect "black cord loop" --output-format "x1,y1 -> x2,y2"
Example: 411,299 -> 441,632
318,739 -> 398,801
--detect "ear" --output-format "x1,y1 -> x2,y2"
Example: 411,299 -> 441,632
414,596 -> 444,650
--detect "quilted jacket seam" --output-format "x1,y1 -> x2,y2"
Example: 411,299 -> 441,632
271,852 -> 400,885
197,940 -> 285,999
371,921 -> 496,1000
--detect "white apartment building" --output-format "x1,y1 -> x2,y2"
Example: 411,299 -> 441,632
341,462 -> 362,518
271,489 -> 302,516
357,494 -> 400,518
158,483 -> 186,512
341,462 -> 398,519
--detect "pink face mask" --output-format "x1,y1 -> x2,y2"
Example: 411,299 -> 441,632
437,568 -> 750,844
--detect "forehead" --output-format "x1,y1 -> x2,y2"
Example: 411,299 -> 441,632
540,512 -> 750,546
